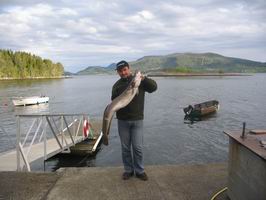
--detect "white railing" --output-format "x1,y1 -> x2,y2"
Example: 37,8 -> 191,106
16,114 -> 91,171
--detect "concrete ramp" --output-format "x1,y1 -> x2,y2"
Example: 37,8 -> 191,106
47,163 -> 227,200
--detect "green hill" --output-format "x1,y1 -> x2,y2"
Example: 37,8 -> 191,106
76,66 -> 114,75
130,52 -> 266,73
0,49 -> 64,79
77,52 -> 266,74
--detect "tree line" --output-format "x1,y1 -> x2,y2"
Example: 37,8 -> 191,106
0,49 -> 64,79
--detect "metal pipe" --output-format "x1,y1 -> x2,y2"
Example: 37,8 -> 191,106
16,116 -> 21,171
22,118 -> 37,147
61,116 -> 64,146
26,118 -> 42,157
22,118 -> 38,147
16,113 -> 88,117
44,117 -> 47,160
19,143 -> 31,171
72,116 -> 75,140
39,122 -> 47,142
63,116 -> 75,144
75,117 -> 82,140
241,122 -> 246,139
46,116 -> 63,149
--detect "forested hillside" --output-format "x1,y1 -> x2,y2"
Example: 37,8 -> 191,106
77,52 -> 266,75
130,53 -> 266,73
0,50 -> 64,79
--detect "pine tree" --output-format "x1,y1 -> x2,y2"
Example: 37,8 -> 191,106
0,49 -> 64,78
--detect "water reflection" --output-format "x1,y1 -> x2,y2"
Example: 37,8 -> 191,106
184,113 -> 218,125
14,103 -> 50,115
44,153 -> 97,171
43,143 -> 103,171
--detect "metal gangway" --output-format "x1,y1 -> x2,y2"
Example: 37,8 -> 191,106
0,114 -> 95,172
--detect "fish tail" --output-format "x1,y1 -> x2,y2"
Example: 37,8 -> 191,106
102,134 -> 109,145
102,105 -> 114,146
102,119 -> 109,146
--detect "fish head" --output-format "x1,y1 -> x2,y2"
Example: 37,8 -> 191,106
131,70 -> 142,88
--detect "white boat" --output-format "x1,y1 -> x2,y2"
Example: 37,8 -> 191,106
12,96 -> 49,106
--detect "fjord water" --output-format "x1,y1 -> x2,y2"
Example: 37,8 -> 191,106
1,74 -> 266,171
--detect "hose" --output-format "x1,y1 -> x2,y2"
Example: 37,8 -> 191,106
210,187 -> 228,200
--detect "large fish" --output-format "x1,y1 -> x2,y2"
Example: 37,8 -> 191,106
102,70 -> 142,145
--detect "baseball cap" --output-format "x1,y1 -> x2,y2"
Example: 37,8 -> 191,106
116,60 -> 129,70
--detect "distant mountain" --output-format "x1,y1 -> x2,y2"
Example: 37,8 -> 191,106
76,52 -> 266,74
106,63 -> 116,69
64,71 -> 75,76
76,66 -> 114,75
130,52 -> 266,73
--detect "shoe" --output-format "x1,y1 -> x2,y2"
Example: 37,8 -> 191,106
136,172 -> 148,181
122,171 -> 134,180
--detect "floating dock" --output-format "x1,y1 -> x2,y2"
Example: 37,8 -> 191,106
70,120 -> 102,156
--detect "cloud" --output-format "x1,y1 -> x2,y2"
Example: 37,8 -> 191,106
126,10 -> 155,23
0,0 -> 265,72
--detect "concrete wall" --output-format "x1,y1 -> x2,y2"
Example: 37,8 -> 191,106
228,138 -> 266,200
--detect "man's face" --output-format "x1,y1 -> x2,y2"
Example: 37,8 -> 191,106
117,66 -> 131,78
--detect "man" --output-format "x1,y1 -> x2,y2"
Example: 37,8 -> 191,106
112,60 -> 157,181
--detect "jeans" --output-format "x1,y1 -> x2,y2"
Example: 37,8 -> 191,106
118,119 -> 144,174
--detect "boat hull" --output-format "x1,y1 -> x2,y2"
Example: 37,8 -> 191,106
183,100 -> 219,118
12,96 -> 49,106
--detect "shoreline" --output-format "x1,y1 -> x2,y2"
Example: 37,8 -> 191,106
0,76 -> 72,81
147,73 -> 253,77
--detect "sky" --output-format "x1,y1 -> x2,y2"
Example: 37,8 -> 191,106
0,0 -> 265,72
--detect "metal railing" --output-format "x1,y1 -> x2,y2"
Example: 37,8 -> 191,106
16,114 -> 90,171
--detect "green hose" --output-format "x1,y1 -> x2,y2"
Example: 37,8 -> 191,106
210,187 -> 228,200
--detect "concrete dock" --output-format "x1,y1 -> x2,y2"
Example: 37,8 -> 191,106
224,130 -> 266,200
0,163 -> 228,200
